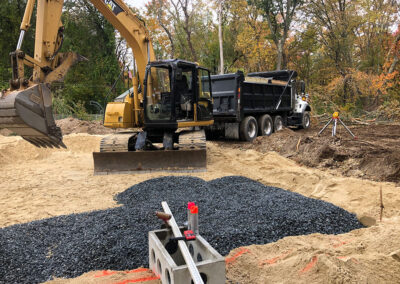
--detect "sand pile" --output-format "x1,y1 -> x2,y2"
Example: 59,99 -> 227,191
56,117 -> 114,135
47,268 -> 160,284
0,134 -> 399,283
0,128 -> 13,136
226,219 -> 400,283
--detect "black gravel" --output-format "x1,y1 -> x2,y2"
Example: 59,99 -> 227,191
0,176 -> 363,283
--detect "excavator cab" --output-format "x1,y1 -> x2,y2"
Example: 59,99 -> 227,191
93,60 -> 214,174
144,59 -> 213,130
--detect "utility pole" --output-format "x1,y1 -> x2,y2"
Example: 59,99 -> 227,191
218,0 -> 224,74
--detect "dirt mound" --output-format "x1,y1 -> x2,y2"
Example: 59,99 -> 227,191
227,219 -> 400,283
56,117 -> 114,135
0,137 -> 53,164
0,134 -> 100,165
0,129 -> 13,136
217,124 -> 400,183
46,268 -> 160,284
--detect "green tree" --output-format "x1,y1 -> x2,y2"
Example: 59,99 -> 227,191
251,0 -> 303,70
59,0 -> 123,113
0,0 -> 35,89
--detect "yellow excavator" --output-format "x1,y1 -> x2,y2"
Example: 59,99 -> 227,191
0,0 -> 214,173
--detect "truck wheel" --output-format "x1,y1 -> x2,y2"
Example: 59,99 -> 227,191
299,112 -> 311,129
258,114 -> 273,136
273,115 -> 284,132
240,116 -> 258,142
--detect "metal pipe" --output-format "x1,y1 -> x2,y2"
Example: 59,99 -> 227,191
16,30 -> 26,50
275,70 -> 295,110
339,118 -> 356,138
332,119 -> 337,136
318,118 -> 332,135
147,41 -> 150,63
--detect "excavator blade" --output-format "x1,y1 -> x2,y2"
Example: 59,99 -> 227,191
0,83 -> 65,148
93,149 -> 207,175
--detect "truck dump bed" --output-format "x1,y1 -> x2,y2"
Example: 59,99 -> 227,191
211,70 -> 296,120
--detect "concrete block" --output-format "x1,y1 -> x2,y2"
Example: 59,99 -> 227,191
149,227 -> 225,284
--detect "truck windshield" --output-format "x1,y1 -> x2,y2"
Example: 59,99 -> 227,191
146,66 -> 172,121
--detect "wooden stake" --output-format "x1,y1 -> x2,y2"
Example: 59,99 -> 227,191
296,137 -> 301,152
380,187 -> 384,222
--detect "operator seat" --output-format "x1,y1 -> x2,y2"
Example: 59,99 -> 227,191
176,75 -> 192,112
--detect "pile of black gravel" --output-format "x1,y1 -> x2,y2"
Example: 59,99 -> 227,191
0,176 -> 363,283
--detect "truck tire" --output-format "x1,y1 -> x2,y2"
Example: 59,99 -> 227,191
258,114 -> 273,136
299,112 -> 311,129
273,115 -> 284,132
240,116 -> 258,142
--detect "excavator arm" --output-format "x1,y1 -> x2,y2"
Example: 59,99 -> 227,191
0,0 -> 155,147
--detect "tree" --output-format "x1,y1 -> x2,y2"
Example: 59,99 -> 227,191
0,0 -> 35,89
170,0 -> 198,61
304,0 -> 359,76
145,0 -> 176,58
231,0 -> 275,72
60,0 -> 122,112
251,0 -> 303,70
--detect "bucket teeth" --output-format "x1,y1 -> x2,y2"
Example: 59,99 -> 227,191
22,136 -> 65,149
23,138 -> 41,148
0,84 -> 66,149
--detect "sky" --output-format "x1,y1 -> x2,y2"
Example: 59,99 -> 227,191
125,0 -> 148,10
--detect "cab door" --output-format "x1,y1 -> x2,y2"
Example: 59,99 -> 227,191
196,68 -> 213,121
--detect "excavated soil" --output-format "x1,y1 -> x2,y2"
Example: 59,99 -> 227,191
0,117 -> 114,137
0,125 -> 400,283
215,123 -> 400,183
56,117 -> 114,135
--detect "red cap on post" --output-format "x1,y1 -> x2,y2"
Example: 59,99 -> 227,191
188,202 -> 195,210
190,205 -> 198,214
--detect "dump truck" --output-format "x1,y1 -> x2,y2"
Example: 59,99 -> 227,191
206,70 -> 311,141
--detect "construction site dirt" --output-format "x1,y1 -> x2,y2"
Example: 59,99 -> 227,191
215,123 -> 400,184
0,119 -> 400,283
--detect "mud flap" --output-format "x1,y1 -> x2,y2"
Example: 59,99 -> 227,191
93,149 -> 207,175
0,84 -> 65,148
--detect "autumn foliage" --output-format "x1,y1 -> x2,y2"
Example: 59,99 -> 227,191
140,0 -> 400,120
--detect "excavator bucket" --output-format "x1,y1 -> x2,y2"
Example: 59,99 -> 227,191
0,83 -> 65,148
93,149 -> 207,174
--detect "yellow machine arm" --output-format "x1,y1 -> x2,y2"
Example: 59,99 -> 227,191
88,0 -> 156,128
0,0 -> 155,147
